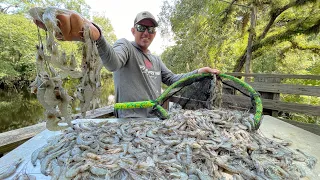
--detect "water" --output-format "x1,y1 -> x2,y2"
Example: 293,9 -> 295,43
0,78 -> 114,133
0,89 -> 43,133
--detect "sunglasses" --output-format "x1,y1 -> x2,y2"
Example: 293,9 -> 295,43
135,24 -> 156,34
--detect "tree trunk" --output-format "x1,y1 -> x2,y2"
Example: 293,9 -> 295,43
245,5 -> 256,82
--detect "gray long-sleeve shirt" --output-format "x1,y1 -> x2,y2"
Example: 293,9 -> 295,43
96,36 -> 197,118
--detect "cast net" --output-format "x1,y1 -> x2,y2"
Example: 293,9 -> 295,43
115,73 -> 263,130
164,74 -> 258,118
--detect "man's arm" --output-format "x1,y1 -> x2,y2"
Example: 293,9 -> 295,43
160,60 -> 198,86
33,11 -> 129,72
160,58 -> 220,86
93,25 -> 130,72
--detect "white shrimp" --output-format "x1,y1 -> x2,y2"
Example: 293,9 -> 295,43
0,158 -> 23,179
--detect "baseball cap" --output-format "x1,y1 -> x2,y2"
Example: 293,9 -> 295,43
134,11 -> 158,27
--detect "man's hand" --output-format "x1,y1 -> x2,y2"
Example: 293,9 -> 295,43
198,67 -> 220,74
33,11 -> 100,41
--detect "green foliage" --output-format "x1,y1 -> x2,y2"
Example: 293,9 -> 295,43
0,13 -> 38,80
1,0 -> 91,17
100,77 -> 115,104
160,0 -> 249,73
93,13 -> 117,44
282,112 -> 319,124
159,0 -> 319,74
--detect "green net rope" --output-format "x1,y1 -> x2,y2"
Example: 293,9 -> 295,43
114,73 -> 263,129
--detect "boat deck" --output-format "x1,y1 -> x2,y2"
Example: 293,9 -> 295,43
0,116 -> 319,179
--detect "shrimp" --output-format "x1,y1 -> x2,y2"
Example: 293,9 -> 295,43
65,163 -> 91,178
35,45 -> 45,71
29,75 -> 40,94
0,158 -> 23,179
28,7 -> 44,22
44,79 -> 60,107
69,52 -> 77,70
45,112 -> 68,131
42,7 -> 62,35
36,76 -> 57,113
81,84 -> 94,117
31,145 -> 46,166
57,87 -> 73,126
83,24 -> 93,63
40,148 -> 68,175
60,51 -> 68,66
296,149 -> 318,169
50,159 -> 61,180
90,166 -> 110,176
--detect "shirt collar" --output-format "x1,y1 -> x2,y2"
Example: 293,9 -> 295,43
131,41 -> 150,54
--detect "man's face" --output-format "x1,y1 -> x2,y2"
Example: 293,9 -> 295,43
131,19 -> 156,52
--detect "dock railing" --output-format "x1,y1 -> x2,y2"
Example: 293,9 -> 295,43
224,73 -> 320,117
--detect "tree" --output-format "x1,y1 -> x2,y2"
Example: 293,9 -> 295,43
92,13 -> 117,44
233,0 -> 319,72
0,0 -> 91,17
159,0 -> 320,75
0,13 -> 38,80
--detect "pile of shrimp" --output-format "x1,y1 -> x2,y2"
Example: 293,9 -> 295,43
31,108 -> 318,179
28,7 -> 102,131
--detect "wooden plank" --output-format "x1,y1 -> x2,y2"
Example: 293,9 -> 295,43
222,94 -> 320,116
222,78 -> 320,97
222,94 -> 252,109
0,105 -> 114,150
254,76 -> 281,117
277,117 -> 320,136
0,123 -> 46,148
226,73 -> 320,80
73,105 -> 114,119
262,99 -> 320,116
249,82 -> 320,97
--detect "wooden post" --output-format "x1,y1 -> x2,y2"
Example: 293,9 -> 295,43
254,76 -> 282,117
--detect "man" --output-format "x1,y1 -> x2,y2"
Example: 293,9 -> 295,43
34,10 -> 219,118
